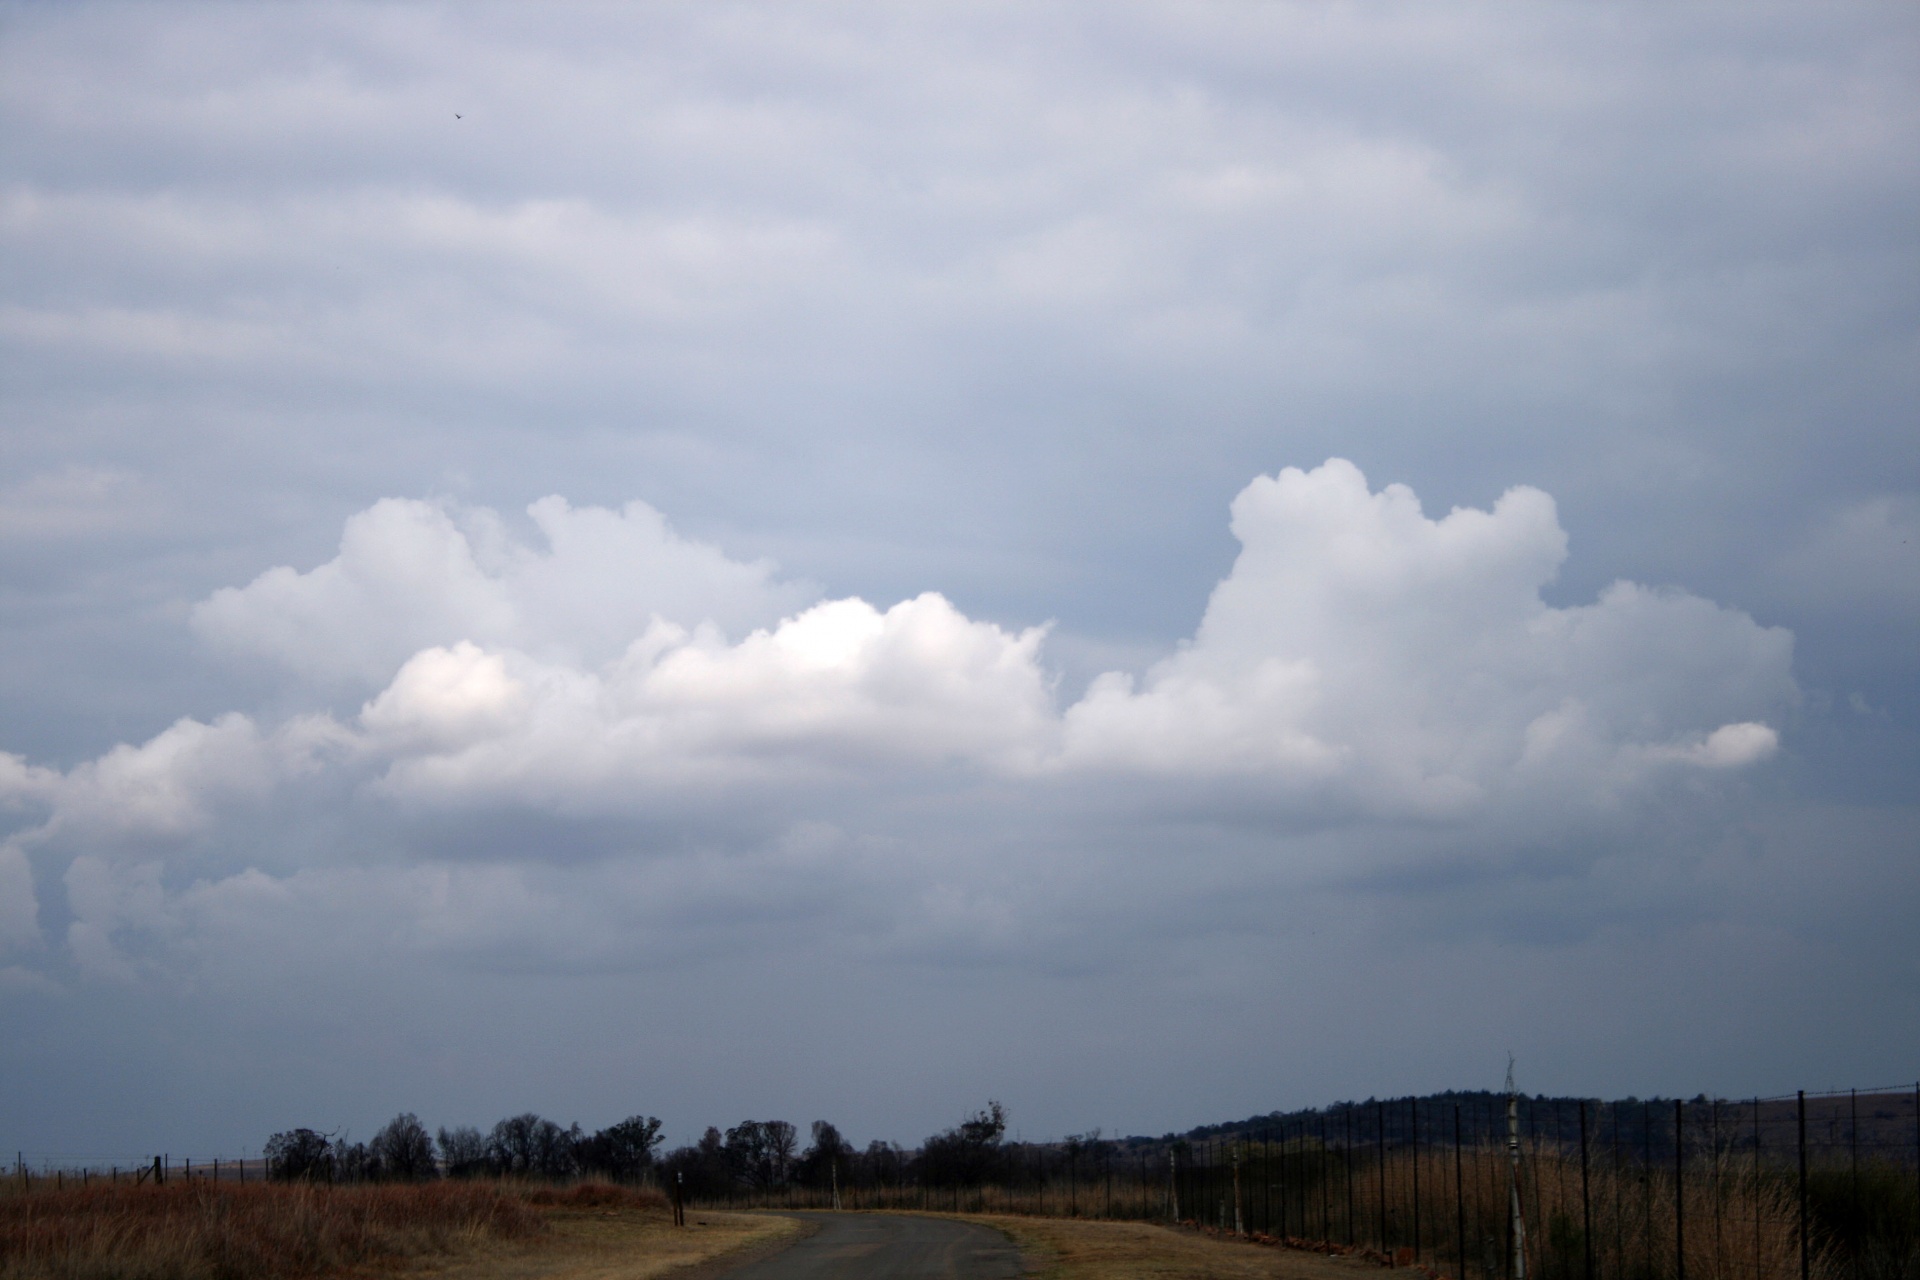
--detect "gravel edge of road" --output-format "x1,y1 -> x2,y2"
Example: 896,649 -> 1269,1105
658,1213 -> 823,1280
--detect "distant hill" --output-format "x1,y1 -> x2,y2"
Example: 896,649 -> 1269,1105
1112,1086 -> 1919,1165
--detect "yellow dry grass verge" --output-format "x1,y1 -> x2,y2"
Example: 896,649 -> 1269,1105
958,1214 -> 1381,1280
405,1206 -> 805,1280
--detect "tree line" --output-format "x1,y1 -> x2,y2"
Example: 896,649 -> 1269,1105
265,1112 -> 664,1183
656,1102 -> 1011,1198
263,1101 -> 1013,1190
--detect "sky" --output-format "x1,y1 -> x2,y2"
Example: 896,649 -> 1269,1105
1,0 -> 1916,1164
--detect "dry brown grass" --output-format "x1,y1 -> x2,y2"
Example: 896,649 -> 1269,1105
0,1179 -> 791,1280
405,1206 -> 803,1280
952,1213 -> 1378,1280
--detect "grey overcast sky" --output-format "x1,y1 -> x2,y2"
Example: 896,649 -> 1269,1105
1,1 -> 1916,1161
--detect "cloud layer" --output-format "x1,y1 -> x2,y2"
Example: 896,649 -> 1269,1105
0,0 -> 1910,1154
1,460 -> 1792,976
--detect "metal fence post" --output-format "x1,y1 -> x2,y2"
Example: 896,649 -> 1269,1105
1850,1088 -> 1858,1206
1710,1098 -> 1721,1274
1233,1149 -> 1244,1236
1753,1097 -> 1762,1278
1456,1104 -> 1468,1280
1260,1130 -> 1269,1236
1274,1128 -> 1290,1235
1378,1099 -> 1389,1259
1527,1098 -> 1543,1270
1169,1148 -> 1178,1224
1580,1100 -> 1592,1280
1322,1113 -> 1332,1241
1294,1117 -> 1303,1240
1412,1096 -> 1421,1265
1507,1099 -> 1516,1280
1643,1101 -> 1654,1280
1675,1099 -> 1686,1280
1347,1106 -> 1356,1246
1797,1090 -> 1809,1280
1292,1117 -> 1302,1239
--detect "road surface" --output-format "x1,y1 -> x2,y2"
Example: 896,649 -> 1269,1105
714,1212 -> 1024,1280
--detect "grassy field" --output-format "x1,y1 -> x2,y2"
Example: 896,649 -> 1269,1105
945,1212 -> 1380,1280
0,1180 -> 800,1280
407,1204 -> 803,1280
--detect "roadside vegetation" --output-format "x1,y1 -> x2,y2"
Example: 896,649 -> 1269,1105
0,1179 -> 679,1280
0,1178 -> 545,1278
967,1213 -> 1373,1280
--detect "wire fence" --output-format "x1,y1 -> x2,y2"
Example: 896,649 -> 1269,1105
1137,1088 -> 1920,1280
689,1086 -> 1920,1280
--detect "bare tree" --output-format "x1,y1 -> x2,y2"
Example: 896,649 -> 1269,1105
766,1120 -> 797,1183
487,1113 -> 578,1179
578,1115 -> 664,1181
265,1128 -> 333,1182
370,1112 -> 437,1180
725,1120 -> 798,1189
437,1125 -> 487,1178
798,1120 -> 853,1188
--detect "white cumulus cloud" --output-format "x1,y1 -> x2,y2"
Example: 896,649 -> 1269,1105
331,462 -> 1789,821
0,460 -> 1798,977
361,592 -> 1057,809
192,495 -> 814,688
1058,460 -> 1792,817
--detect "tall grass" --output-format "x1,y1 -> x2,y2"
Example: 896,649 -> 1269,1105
1808,1166 -> 1920,1280
0,1178 -> 658,1280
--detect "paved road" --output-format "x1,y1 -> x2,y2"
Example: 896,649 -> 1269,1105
715,1213 -> 1024,1280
